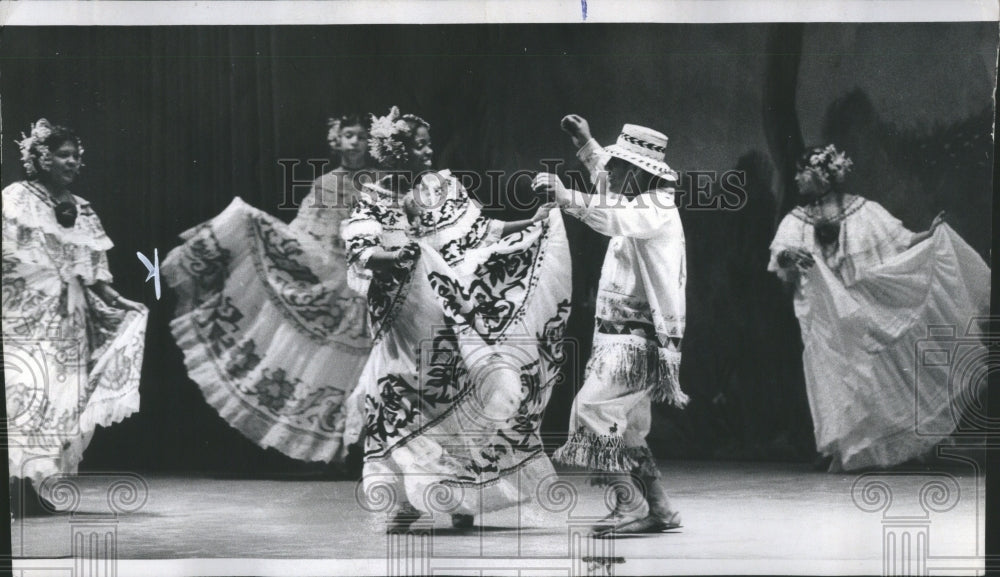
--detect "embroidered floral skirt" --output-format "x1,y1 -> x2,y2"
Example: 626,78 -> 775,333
796,225 -> 990,472
347,212 -> 572,516
161,198 -> 372,462
4,281 -> 147,485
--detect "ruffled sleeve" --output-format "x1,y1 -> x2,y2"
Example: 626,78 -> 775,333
92,250 -> 113,284
836,199 -> 915,285
406,170 -> 496,252
768,210 -> 810,283
855,200 -> 914,253
481,218 -> 506,247
2,197 -> 20,274
341,193 -> 383,294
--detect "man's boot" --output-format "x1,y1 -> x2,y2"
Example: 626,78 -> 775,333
589,472 -> 648,535
595,470 -> 681,536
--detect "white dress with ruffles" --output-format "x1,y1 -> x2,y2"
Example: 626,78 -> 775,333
342,170 -> 573,517
769,197 -> 990,471
3,181 -> 148,485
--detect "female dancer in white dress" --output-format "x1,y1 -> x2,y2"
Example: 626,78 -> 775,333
342,107 -> 572,531
161,115 -> 373,463
4,119 -> 148,515
769,145 -> 990,472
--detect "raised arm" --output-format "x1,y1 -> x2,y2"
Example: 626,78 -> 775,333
532,172 -> 673,239
496,204 -> 555,236
561,114 -> 608,181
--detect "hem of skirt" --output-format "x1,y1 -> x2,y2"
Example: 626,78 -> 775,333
9,384 -> 143,487
7,457 -> 63,486
170,312 -> 349,464
77,389 -> 141,438
364,448 -> 556,515
7,389 -> 139,484
815,382 -> 976,472
824,427 -> 957,473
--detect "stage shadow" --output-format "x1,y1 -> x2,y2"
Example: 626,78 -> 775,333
431,525 -> 522,536
592,529 -> 684,540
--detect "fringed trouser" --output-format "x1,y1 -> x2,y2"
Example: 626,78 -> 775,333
553,331 -> 686,479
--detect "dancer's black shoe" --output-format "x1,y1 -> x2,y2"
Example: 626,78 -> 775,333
385,503 -> 423,533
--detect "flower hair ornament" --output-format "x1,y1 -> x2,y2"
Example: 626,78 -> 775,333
16,118 -> 85,178
797,144 -> 853,250
797,144 -> 853,188
367,106 -> 429,169
325,117 -> 343,153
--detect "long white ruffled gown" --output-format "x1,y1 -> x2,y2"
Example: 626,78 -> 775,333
3,181 -> 148,487
769,196 -> 990,471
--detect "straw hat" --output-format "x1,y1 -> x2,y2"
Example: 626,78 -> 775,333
604,124 -> 678,182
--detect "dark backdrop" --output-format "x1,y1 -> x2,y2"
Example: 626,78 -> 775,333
1,24 -> 995,474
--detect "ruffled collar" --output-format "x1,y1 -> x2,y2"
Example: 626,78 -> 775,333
3,180 -> 113,260
22,180 -> 89,209
361,170 -> 456,206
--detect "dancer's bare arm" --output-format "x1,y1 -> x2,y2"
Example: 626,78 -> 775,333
907,211 -> 945,248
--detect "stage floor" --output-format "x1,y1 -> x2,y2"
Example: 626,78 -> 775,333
10,460 -> 986,575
